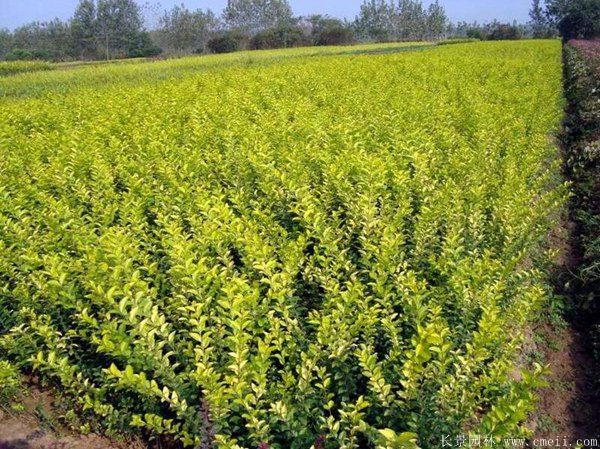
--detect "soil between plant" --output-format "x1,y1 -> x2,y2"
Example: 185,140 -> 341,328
0,383 -> 143,449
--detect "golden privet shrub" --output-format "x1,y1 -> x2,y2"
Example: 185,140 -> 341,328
0,41 -> 564,449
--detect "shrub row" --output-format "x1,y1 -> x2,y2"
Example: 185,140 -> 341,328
563,40 -> 600,356
0,60 -> 53,77
207,25 -> 355,54
435,38 -> 480,46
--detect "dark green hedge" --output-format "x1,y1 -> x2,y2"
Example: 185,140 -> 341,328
563,42 -> 600,356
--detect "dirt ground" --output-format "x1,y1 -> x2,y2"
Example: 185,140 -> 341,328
0,385 -> 143,449
531,322 -> 600,446
529,218 -> 600,447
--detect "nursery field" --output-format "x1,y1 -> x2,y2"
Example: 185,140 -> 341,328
0,41 -> 429,97
0,41 -> 564,449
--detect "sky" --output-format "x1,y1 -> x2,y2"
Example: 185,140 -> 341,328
0,0 -> 531,30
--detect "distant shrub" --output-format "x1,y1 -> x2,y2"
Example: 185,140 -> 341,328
127,31 -> 162,58
5,48 -> 57,61
250,26 -> 306,50
314,25 -> 355,46
485,24 -> 523,41
437,38 -> 479,46
0,60 -> 53,76
457,23 -> 524,42
563,42 -> 600,358
207,33 -> 244,54
5,49 -> 33,61
466,28 -> 485,40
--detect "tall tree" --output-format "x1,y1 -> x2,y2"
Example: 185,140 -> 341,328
301,15 -> 354,45
546,0 -> 600,39
355,0 -> 393,41
10,20 -> 72,60
528,0 -> 550,37
71,0 -> 98,59
223,0 -> 293,34
355,0 -> 446,41
405,0 -> 426,40
0,29 -> 13,59
157,4 -> 219,53
96,0 -> 144,59
426,1 -> 448,39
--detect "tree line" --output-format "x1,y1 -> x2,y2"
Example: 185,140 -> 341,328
0,0 -> 598,62
0,0 -> 161,61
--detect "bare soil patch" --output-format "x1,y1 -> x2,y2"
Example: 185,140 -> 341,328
0,383 -> 143,449
530,216 -> 600,446
532,322 -> 600,443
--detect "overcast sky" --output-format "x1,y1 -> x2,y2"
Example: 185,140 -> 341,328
0,0 -> 531,30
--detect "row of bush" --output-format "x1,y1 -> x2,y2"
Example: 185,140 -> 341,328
1,28 -> 356,59
206,24 -> 355,54
3,31 -> 162,62
436,38 -> 480,46
3,48 -> 59,61
0,60 -> 53,76
562,40 -> 600,356
204,24 -> 528,55
464,24 -> 527,41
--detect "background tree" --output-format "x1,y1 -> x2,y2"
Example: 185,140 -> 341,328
0,29 -> 12,59
355,0 -> 447,41
207,32 -> 244,53
397,0 -> 426,40
127,30 -> 162,56
140,1 -> 163,30
8,20 -> 72,60
250,24 -> 306,49
354,0 -> 393,41
96,0 -> 144,59
426,1 -> 448,40
484,20 -> 523,40
223,0 -> 293,34
295,15 -> 354,46
448,21 -> 482,39
71,0 -> 98,59
156,4 -> 219,53
528,0 -> 554,38
546,0 -> 600,40
0,0 -> 538,61
313,18 -> 354,45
